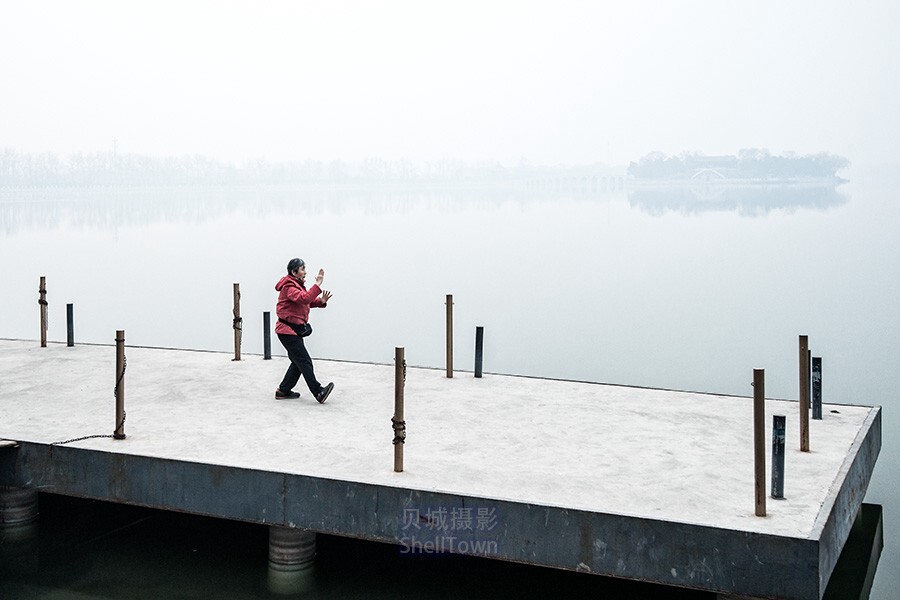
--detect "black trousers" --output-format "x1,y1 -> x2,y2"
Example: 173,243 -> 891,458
277,333 -> 322,395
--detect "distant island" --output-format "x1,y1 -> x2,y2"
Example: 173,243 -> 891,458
627,149 -> 849,183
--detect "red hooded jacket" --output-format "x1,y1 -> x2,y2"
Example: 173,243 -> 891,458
275,275 -> 325,335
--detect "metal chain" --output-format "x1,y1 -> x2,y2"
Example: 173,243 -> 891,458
233,288 -> 242,331
50,350 -> 127,447
392,358 -> 407,445
391,416 -> 406,445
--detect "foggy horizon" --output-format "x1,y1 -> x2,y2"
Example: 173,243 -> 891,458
3,1 -> 899,170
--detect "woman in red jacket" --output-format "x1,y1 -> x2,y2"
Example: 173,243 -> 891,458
274,257 -> 334,403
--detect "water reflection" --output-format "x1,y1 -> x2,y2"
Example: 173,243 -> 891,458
0,182 -> 625,234
0,177 -> 852,234
627,180 -> 849,216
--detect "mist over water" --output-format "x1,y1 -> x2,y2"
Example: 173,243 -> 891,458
1,168 -> 897,597
2,0 -> 899,596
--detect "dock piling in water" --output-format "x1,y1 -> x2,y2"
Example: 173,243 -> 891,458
267,526 -> 316,594
753,368 -> 766,517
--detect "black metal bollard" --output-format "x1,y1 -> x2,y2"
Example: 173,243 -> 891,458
445,294 -> 453,378
263,311 -> 272,360
812,357 -> 822,420
474,326 -> 484,378
66,303 -> 74,347
771,415 -> 786,499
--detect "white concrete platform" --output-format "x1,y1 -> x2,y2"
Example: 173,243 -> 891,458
0,339 -> 882,599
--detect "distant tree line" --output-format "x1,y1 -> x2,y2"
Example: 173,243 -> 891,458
627,149 -> 850,181
0,149 -> 608,188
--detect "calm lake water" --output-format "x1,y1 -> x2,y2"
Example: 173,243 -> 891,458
1,168 -> 897,598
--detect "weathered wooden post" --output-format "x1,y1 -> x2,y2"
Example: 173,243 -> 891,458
474,326 -> 484,378
66,303 -> 74,347
263,311 -> 272,360
771,415 -> 786,499
445,294 -> 453,378
393,347 -> 406,472
38,277 -> 47,347
754,369 -> 766,517
799,335 -> 810,452
114,330 -> 126,439
812,356 -> 822,420
232,283 -> 242,361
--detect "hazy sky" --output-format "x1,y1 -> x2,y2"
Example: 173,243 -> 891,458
2,1 -> 898,167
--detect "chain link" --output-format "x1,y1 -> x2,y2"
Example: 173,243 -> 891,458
392,358 -> 407,444
391,416 -> 406,445
50,347 -> 127,447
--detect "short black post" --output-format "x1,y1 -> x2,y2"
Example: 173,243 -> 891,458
445,294 -> 453,378
812,357 -> 822,420
771,415 -> 786,499
263,311 -> 272,360
66,303 -> 74,347
474,326 -> 484,378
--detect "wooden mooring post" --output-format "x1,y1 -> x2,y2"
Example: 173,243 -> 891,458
393,347 -> 406,472
753,368 -> 766,517
445,294 -> 453,378
799,335 -> 810,452
114,330 -> 126,439
38,277 -> 47,347
232,283 -> 242,361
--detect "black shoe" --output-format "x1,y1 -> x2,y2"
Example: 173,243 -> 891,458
275,388 -> 301,399
316,382 -> 334,404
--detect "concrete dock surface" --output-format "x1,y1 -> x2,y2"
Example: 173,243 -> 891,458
0,339 -> 882,599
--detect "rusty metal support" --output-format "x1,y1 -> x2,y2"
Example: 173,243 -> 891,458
799,335 -> 810,452
393,347 -> 406,472
114,330 -> 126,439
233,283 -> 242,361
754,368 -> 766,517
